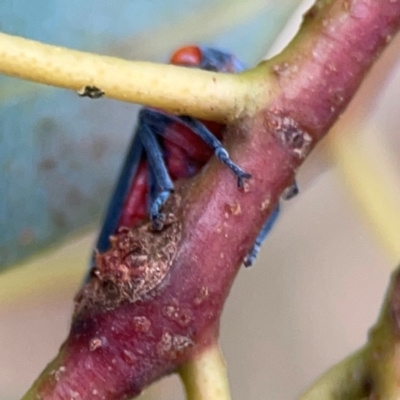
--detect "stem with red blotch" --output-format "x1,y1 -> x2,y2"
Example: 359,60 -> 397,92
21,0 -> 400,399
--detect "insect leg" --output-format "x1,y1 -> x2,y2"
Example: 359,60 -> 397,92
138,124 -> 174,230
178,115 -> 251,187
243,181 -> 298,267
140,109 -> 251,187
243,205 -> 280,267
282,181 -> 299,200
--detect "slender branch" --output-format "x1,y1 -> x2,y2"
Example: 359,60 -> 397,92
0,31 -> 265,122
179,343 -> 231,400
301,265 -> 400,399
299,348 -> 370,400
357,266 -> 400,399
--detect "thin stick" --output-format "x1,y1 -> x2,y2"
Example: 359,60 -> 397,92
299,348 -> 370,400
0,32 -> 262,122
179,344 -> 231,400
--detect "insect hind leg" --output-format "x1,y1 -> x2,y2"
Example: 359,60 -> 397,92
140,109 -> 251,188
148,167 -> 173,230
243,205 -> 280,267
138,123 -> 174,230
179,116 -> 251,187
282,181 -> 299,200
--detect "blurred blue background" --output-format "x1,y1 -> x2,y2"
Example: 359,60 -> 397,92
0,0 -> 299,269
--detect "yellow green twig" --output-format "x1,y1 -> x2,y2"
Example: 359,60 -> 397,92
298,348 -> 370,400
179,344 -> 231,400
0,32 -> 266,122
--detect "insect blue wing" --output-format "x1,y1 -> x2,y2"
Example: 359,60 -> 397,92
87,130 -> 144,278
88,109 -> 178,277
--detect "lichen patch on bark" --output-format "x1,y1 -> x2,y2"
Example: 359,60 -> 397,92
266,111 -> 313,160
74,195 -> 182,315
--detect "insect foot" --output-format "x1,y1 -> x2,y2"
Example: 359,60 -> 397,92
214,147 -> 251,188
150,189 -> 174,231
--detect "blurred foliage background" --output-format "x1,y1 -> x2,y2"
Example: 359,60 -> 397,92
2,0 -> 400,399
0,0 -> 300,269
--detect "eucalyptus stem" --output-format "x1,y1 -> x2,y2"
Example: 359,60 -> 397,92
299,348 -> 370,400
0,31 -> 261,122
179,343 -> 231,400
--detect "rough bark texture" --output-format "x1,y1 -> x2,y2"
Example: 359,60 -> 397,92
25,0 -> 400,399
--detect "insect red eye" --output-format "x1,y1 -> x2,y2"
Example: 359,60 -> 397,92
170,46 -> 202,66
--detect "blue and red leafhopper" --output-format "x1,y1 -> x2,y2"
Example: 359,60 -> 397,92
91,46 -> 296,271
